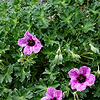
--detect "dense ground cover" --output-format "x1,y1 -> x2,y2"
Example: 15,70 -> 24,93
0,0 -> 100,100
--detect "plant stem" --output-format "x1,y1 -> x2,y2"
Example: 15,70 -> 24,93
98,65 -> 100,71
87,0 -> 89,6
73,91 -> 79,100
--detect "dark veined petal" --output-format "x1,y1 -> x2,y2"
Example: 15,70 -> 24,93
23,46 -> 32,55
33,44 -> 43,53
41,97 -> 49,100
86,74 -> 95,86
56,90 -> 62,99
18,38 -> 28,47
24,30 -> 32,40
75,82 -> 87,92
79,66 -> 91,78
68,68 -> 80,79
46,87 -> 56,98
69,79 -> 78,90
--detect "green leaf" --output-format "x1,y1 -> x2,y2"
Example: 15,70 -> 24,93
12,88 -> 33,100
89,44 -> 99,54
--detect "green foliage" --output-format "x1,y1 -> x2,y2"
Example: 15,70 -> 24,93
12,87 -> 33,100
0,0 -> 100,99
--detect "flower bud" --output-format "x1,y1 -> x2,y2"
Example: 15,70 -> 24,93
97,70 -> 100,75
55,54 -> 59,62
59,54 -> 63,62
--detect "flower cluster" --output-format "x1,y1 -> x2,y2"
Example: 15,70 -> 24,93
41,66 -> 95,99
18,31 -> 96,99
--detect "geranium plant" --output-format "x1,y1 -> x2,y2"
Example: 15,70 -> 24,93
0,0 -> 100,100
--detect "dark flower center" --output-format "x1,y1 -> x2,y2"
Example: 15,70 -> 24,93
77,74 -> 86,83
28,39 -> 35,46
50,97 -> 57,100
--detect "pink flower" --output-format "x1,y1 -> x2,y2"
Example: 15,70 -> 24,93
68,66 -> 95,91
18,30 -> 43,55
41,87 -> 62,100
40,0 -> 44,2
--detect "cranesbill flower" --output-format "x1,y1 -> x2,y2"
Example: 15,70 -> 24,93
40,0 -> 44,2
68,66 -> 95,92
41,87 -> 62,100
18,30 -> 43,55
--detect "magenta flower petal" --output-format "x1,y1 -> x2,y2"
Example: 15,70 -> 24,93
75,83 -> 87,92
18,30 -> 43,55
23,46 -> 32,55
41,97 -> 49,100
80,66 -> 91,78
69,79 -> 78,89
46,87 -> 56,98
32,37 -> 43,53
41,87 -> 62,100
24,30 -> 32,40
68,66 -> 95,92
56,90 -> 63,99
40,0 -> 44,2
33,36 -> 41,43
18,38 -> 28,47
86,74 -> 95,86
33,44 -> 43,53
68,68 -> 80,79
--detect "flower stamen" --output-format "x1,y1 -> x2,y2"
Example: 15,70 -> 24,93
77,74 -> 86,83
50,98 -> 56,100
28,39 -> 35,46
